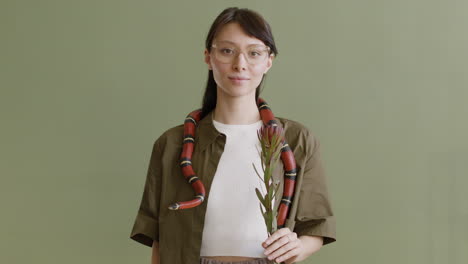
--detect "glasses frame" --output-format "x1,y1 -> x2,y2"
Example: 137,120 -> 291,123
211,42 -> 273,65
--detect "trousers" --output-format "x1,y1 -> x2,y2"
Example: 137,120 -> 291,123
200,257 -> 271,264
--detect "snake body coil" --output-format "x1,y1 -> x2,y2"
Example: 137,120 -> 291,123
168,97 -> 297,228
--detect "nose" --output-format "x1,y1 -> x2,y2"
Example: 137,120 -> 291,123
232,52 -> 248,71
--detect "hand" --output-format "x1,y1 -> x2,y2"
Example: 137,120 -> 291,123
262,227 -> 303,264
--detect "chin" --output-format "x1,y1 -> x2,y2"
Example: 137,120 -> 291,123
221,89 -> 256,98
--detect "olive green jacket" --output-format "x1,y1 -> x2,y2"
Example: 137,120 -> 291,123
130,110 -> 336,263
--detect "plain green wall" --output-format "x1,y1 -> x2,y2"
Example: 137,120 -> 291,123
1,0 -> 467,263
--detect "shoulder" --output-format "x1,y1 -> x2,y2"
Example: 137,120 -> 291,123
276,116 -> 311,135
276,116 -> 319,154
152,124 -> 184,150
276,116 -> 316,139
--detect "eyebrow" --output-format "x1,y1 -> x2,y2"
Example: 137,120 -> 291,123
216,40 -> 265,46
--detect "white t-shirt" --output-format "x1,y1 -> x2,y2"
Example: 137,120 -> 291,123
200,118 -> 275,258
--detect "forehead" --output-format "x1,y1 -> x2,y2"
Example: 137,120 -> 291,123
214,23 -> 265,46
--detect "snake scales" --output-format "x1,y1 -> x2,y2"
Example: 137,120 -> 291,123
168,97 -> 298,228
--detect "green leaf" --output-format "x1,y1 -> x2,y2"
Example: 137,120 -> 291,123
260,135 -> 267,156
266,212 -> 272,233
255,188 -> 267,208
252,163 -> 264,183
266,145 -> 272,161
263,214 -> 269,231
272,216 -> 278,233
267,183 -> 274,202
271,132 -> 278,146
264,167 -> 271,183
260,151 -> 265,172
272,144 -> 282,159
273,144 -> 282,159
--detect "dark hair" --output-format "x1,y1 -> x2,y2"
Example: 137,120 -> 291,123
200,7 -> 279,119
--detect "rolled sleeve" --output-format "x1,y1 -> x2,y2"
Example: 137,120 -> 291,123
130,138 -> 163,247
294,134 -> 336,246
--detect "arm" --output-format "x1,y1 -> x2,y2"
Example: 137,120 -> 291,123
129,137 -> 163,248
151,241 -> 160,264
294,133 -> 336,246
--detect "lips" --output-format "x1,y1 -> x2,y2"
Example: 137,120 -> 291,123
229,77 -> 250,80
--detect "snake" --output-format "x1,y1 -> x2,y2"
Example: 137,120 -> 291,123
168,97 -> 298,228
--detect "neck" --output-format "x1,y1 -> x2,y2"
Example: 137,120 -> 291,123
213,93 -> 261,125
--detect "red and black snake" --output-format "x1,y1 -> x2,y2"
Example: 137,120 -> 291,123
168,97 -> 297,228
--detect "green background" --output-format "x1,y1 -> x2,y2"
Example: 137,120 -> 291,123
1,0 -> 467,263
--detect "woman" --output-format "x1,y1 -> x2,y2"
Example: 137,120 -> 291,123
130,7 -> 336,264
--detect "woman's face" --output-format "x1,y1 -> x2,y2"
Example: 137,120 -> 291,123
204,22 -> 273,99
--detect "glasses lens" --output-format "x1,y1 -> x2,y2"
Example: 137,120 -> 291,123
247,47 -> 269,63
213,43 -> 269,64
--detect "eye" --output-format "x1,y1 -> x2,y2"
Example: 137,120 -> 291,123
250,51 -> 261,56
249,50 -> 264,57
220,48 -> 234,54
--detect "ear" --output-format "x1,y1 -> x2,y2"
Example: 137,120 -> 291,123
204,49 -> 212,70
264,54 -> 274,74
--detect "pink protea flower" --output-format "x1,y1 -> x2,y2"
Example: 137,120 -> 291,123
253,125 -> 284,245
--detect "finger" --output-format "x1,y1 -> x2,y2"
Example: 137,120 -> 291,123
273,238 -> 301,262
264,227 -> 291,246
275,245 -> 302,263
267,238 -> 301,262
264,232 -> 294,257
291,231 -> 297,239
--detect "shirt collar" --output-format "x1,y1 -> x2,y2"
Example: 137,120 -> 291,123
196,109 -> 284,153
196,110 -> 221,153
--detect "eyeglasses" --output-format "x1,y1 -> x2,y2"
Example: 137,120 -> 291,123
211,41 -> 272,65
